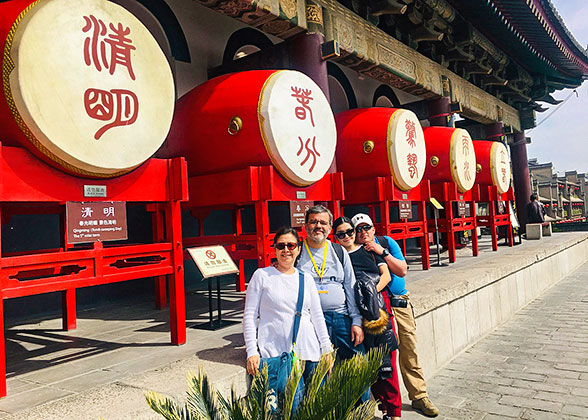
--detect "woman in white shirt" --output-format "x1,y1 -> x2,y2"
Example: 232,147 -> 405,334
243,227 -> 332,385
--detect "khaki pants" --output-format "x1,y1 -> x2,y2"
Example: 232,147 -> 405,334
392,292 -> 428,401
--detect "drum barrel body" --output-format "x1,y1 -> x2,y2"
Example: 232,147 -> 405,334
160,71 -> 273,177
423,126 -> 476,193
473,140 -> 511,194
335,107 -> 426,191
160,69 -> 337,187
0,0 -> 36,148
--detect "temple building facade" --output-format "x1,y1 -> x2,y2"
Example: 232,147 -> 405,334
529,159 -> 587,221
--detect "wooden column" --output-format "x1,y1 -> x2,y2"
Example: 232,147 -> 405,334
510,132 -> 532,232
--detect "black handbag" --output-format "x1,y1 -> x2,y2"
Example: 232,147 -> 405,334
259,271 -> 304,400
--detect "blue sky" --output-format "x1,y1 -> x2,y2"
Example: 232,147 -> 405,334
526,0 -> 588,175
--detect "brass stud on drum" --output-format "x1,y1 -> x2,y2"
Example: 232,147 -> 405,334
228,116 -> 243,135
430,156 -> 439,167
476,163 -> 482,173
363,140 -> 375,153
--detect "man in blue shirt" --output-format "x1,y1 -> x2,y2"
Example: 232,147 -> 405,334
352,213 -> 439,418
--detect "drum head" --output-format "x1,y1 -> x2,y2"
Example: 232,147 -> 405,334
386,109 -> 426,191
449,128 -> 476,192
490,142 -> 511,194
258,70 -> 337,186
4,0 -> 175,177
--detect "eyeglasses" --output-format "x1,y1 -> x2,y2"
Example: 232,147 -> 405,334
274,242 -> 299,251
335,229 -> 355,239
355,224 -> 373,233
307,219 -> 330,226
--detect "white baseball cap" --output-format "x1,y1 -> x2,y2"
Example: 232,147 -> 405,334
351,213 -> 373,229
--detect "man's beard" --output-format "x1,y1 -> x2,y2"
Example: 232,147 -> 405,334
307,228 -> 328,244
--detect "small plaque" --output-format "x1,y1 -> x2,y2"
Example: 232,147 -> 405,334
296,191 -> 307,199
459,195 -> 464,201
430,197 -> 444,210
84,185 -> 107,197
187,246 -> 239,279
458,201 -> 467,217
290,200 -> 313,227
399,201 -> 412,219
402,193 -> 408,200
66,201 -> 127,243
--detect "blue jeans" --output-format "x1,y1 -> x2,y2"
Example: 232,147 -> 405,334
323,311 -> 370,402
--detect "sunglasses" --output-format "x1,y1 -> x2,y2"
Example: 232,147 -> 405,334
335,228 -> 355,239
355,224 -> 373,233
274,242 -> 299,251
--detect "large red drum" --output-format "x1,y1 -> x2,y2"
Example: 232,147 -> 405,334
159,70 -> 336,187
335,108 -> 426,191
473,140 -> 511,194
423,127 -> 476,193
0,0 -> 175,177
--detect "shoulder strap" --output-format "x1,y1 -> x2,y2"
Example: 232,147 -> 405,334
377,235 -> 390,251
292,271 -> 305,346
332,242 -> 345,267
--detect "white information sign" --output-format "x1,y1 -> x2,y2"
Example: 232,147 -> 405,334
187,246 -> 239,279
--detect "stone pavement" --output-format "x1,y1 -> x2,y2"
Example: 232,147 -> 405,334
397,260 -> 588,420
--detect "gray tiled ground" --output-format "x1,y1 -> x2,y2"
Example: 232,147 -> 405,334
398,261 -> 588,420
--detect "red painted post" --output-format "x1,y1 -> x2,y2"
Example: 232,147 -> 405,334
255,200 -> 271,269
419,199 -> 431,269
153,205 -> 167,309
471,197 -> 479,257
233,208 -> 245,292
447,195 -> 456,263
61,289 -> 77,331
167,199 -> 186,345
0,298 -> 5,398
60,211 -> 77,330
0,204 -> 4,398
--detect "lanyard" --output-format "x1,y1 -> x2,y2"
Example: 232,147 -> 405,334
304,240 -> 328,282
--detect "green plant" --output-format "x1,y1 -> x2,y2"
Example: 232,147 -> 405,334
145,347 -> 385,420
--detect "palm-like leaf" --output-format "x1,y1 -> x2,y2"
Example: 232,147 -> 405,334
344,400 -> 378,420
186,368 -> 229,420
146,347 -> 385,420
299,350 -> 335,410
144,391 -> 191,420
295,347 -> 384,420
282,359 -> 305,420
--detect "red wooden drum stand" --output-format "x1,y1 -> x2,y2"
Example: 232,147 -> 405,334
475,186 -> 515,251
428,182 -> 479,263
0,144 -> 188,397
179,166 -> 344,291
342,178 -> 431,270
471,140 -> 514,251
336,107 -> 430,269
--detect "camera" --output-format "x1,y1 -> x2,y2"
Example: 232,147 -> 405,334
389,297 -> 408,308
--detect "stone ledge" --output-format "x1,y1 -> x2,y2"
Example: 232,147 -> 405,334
408,232 -> 588,317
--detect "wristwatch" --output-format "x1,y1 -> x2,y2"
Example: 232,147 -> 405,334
381,248 -> 390,257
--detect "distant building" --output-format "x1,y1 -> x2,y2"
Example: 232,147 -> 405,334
528,159 -> 586,220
